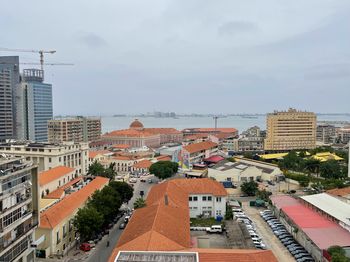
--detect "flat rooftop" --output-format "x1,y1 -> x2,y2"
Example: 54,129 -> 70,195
301,193 -> 350,227
211,160 -> 275,174
271,195 -> 350,250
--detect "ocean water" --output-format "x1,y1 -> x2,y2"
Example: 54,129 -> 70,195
101,114 -> 350,133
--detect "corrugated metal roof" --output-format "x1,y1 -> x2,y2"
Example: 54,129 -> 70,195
301,193 -> 350,227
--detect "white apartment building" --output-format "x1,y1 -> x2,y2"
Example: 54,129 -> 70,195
188,194 -> 226,218
0,141 -> 89,175
0,155 -> 39,262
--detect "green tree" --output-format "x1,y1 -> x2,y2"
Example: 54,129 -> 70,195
225,204 -> 233,220
241,181 -> 259,196
256,189 -> 272,201
73,206 -> 103,241
298,176 -> 310,187
149,161 -> 178,179
88,186 -> 121,223
320,160 -> 343,179
304,158 -> 321,175
327,246 -> 350,262
88,161 -> 105,176
109,181 -> 134,203
279,151 -> 305,171
101,163 -> 117,180
133,197 -> 146,209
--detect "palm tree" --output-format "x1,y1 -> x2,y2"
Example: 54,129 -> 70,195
134,197 -> 146,209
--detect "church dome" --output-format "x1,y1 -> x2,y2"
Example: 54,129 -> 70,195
129,119 -> 144,129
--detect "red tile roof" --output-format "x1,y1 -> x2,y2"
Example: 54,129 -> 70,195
44,177 -> 83,199
156,155 -> 172,161
327,186 -> 350,197
184,128 -> 238,133
145,128 -> 182,135
183,141 -> 218,154
40,176 -> 109,229
116,204 -> 190,251
171,178 -> 227,196
89,150 -> 111,159
103,129 -> 156,138
194,248 -> 278,262
111,144 -> 131,149
133,160 -> 152,169
39,166 -> 75,186
204,155 -> 225,163
184,133 -> 209,140
109,178 -> 276,262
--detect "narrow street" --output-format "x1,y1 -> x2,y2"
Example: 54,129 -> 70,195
65,175 -> 158,262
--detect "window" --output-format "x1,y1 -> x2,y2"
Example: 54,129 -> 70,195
56,231 -> 60,244
216,197 -> 221,202
63,225 -> 67,238
208,196 -> 212,201
49,158 -> 52,163
202,196 -> 207,201
189,196 -> 192,201
193,196 -> 198,201
216,210 -> 222,216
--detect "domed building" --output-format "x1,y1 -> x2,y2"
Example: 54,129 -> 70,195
129,119 -> 144,130
102,119 -> 183,148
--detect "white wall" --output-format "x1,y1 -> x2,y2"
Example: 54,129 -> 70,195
189,194 -> 226,218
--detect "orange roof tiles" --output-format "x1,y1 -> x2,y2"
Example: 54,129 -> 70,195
156,155 -> 172,161
112,144 -> 131,149
114,155 -> 135,161
171,178 -> 227,196
145,128 -> 182,135
194,248 -> 278,262
39,166 -> 75,186
40,176 -> 109,229
184,133 -> 209,141
116,204 -> 190,251
103,129 -> 156,138
44,177 -> 83,199
133,160 -> 152,169
183,141 -> 218,154
108,178 -> 276,262
327,187 -> 350,197
89,150 -> 112,159
191,128 -> 237,133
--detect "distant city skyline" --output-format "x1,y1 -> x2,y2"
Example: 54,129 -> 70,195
1,0 -> 350,115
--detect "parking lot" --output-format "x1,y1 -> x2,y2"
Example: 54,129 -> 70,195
243,203 -> 295,262
191,231 -> 229,249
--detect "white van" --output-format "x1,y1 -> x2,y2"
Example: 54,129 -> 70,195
206,225 -> 223,233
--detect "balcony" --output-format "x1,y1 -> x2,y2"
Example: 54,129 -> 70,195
0,219 -> 37,253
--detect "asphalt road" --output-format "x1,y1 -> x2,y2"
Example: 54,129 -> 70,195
85,175 -> 158,262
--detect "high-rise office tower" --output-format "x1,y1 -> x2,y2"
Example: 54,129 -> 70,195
0,56 -> 20,141
264,108 -> 316,151
17,69 -> 53,142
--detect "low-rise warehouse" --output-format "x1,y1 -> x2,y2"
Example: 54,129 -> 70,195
270,195 -> 350,262
208,158 -> 283,183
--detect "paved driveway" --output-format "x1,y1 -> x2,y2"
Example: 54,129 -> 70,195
243,202 -> 295,262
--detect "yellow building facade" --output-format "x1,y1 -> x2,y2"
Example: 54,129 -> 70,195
264,108 -> 316,151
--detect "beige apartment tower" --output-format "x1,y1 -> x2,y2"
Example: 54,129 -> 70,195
48,117 -> 101,143
264,108 -> 316,151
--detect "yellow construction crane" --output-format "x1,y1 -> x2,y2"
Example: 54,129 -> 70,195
0,47 -> 57,70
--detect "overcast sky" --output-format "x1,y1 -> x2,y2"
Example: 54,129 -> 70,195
1,0 -> 350,115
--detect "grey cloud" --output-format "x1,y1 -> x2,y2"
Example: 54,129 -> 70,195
304,63 -> 350,80
76,32 -> 107,48
218,21 -> 259,36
